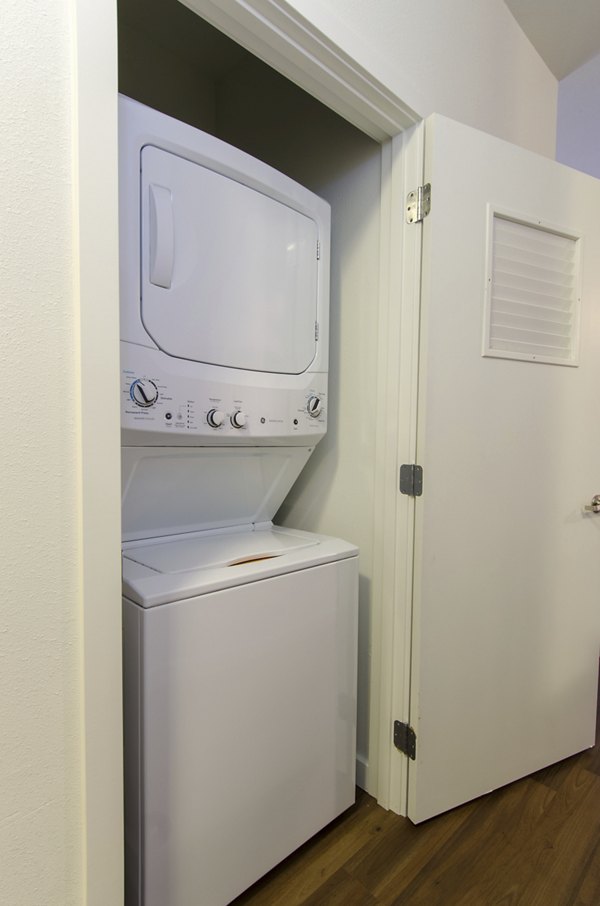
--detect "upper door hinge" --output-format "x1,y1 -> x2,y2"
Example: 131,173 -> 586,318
315,321 -> 319,342
317,240 -> 321,260
394,720 -> 416,759
406,183 -> 431,224
400,463 -> 423,497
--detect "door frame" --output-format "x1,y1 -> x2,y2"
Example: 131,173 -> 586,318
374,124 -> 425,813
78,0 -> 420,894
74,1 -> 123,904
179,0 -> 418,141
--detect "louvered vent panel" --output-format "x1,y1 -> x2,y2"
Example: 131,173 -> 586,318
485,215 -> 580,365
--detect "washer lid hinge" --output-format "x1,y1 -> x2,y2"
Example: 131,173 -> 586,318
394,720 -> 416,759
400,464 -> 423,496
406,183 -> 431,223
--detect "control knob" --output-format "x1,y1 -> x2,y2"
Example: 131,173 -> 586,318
130,378 -> 159,408
231,411 -> 247,429
306,395 -> 323,418
207,408 -> 225,428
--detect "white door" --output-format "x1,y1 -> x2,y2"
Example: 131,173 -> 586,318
406,115 -> 600,823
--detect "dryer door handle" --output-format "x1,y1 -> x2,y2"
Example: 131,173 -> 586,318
149,183 -> 174,289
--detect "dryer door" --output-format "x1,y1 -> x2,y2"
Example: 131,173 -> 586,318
140,146 -> 319,375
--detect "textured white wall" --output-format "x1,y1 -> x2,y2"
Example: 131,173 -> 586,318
0,1 -> 83,904
276,0 -> 558,155
556,52 -> 600,178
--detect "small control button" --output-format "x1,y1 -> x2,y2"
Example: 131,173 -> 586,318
306,395 -> 322,418
231,411 -> 247,429
130,378 -> 159,408
165,412 -> 172,421
207,408 -> 225,428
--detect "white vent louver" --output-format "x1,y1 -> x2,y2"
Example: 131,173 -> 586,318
483,211 -> 581,366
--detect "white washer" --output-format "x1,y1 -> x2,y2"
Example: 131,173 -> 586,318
123,525 -> 357,906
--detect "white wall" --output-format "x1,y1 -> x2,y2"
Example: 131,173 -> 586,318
204,0 -> 558,156
1,2 -> 82,903
556,52 -> 600,178
1,1 -> 122,903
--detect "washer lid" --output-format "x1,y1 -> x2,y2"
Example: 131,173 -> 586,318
121,445 -> 313,542
122,525 -> 358,608
124,525 -> 318,574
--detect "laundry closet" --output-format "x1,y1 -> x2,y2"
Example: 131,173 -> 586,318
117,0 -> 384,818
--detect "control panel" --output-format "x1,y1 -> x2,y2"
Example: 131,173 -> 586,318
121,346 -> 327,446
129,378 -> 159,408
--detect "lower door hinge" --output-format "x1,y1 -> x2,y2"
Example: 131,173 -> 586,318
400,464 -> 423,497
394,720 -> 416,760
406,183 -> 431,224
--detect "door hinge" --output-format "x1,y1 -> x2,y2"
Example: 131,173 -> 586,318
315,321 -> 319,342
406,183 -> 431,223
394,720 -> 416,759
317,240 -> 321,260
400,464 -> 423,496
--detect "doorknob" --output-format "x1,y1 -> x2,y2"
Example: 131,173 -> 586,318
584,495 -> 600,513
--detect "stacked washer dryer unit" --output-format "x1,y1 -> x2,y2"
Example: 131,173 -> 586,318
119,96 -> 358,906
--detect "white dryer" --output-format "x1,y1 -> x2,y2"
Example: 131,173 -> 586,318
119,97 -> 358,906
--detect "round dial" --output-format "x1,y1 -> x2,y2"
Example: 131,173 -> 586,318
306,395 -> 323,418
130,378 -> 158,408
207,408 -> 225,428
231,411 -> 247,429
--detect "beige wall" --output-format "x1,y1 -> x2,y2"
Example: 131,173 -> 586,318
0,1 -> 83,903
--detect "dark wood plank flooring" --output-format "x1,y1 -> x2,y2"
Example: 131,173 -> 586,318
232,691 -> 600,905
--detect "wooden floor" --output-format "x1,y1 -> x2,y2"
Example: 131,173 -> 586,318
232,705 -> 600,905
